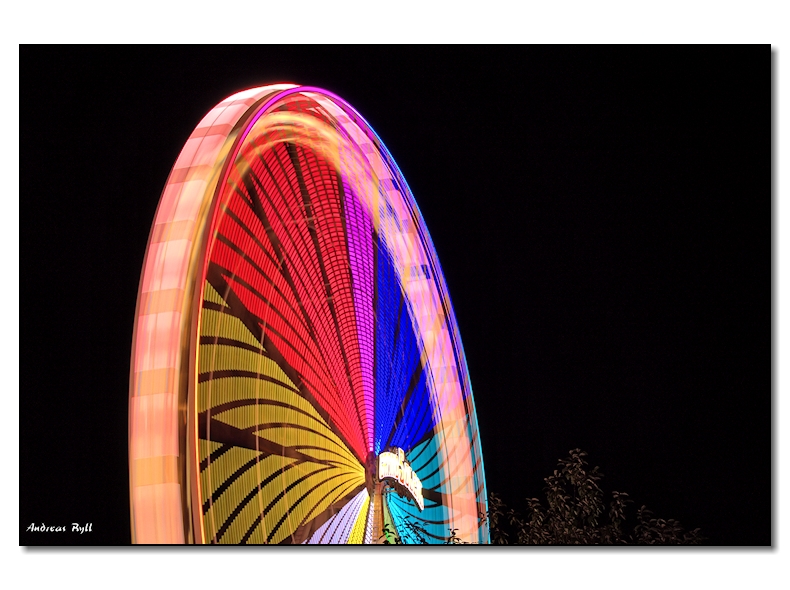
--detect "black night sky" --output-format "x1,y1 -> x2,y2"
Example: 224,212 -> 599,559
20,45 -> 770,546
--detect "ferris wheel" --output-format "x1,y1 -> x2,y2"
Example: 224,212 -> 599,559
129,85 -> 488,544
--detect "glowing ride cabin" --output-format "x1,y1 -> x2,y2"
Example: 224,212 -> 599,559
378,447 -> 424,511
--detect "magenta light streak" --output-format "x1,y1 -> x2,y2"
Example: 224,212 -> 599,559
342,177 -> 376,454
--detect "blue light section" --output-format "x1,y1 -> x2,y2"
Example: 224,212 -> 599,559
386,465 -> 450,544
374,238 -> 436,454
408,436 -> 443,491
389,370 -> 433,452
376,435 -> 453,544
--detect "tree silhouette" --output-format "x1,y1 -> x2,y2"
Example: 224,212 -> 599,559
487,449 -> 704,545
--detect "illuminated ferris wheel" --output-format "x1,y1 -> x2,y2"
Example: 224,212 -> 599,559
129,85 -> 488,544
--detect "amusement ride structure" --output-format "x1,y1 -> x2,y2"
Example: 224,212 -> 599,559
129,85 -> 488,544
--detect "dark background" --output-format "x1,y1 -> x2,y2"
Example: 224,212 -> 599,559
20,45 -> 770,546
